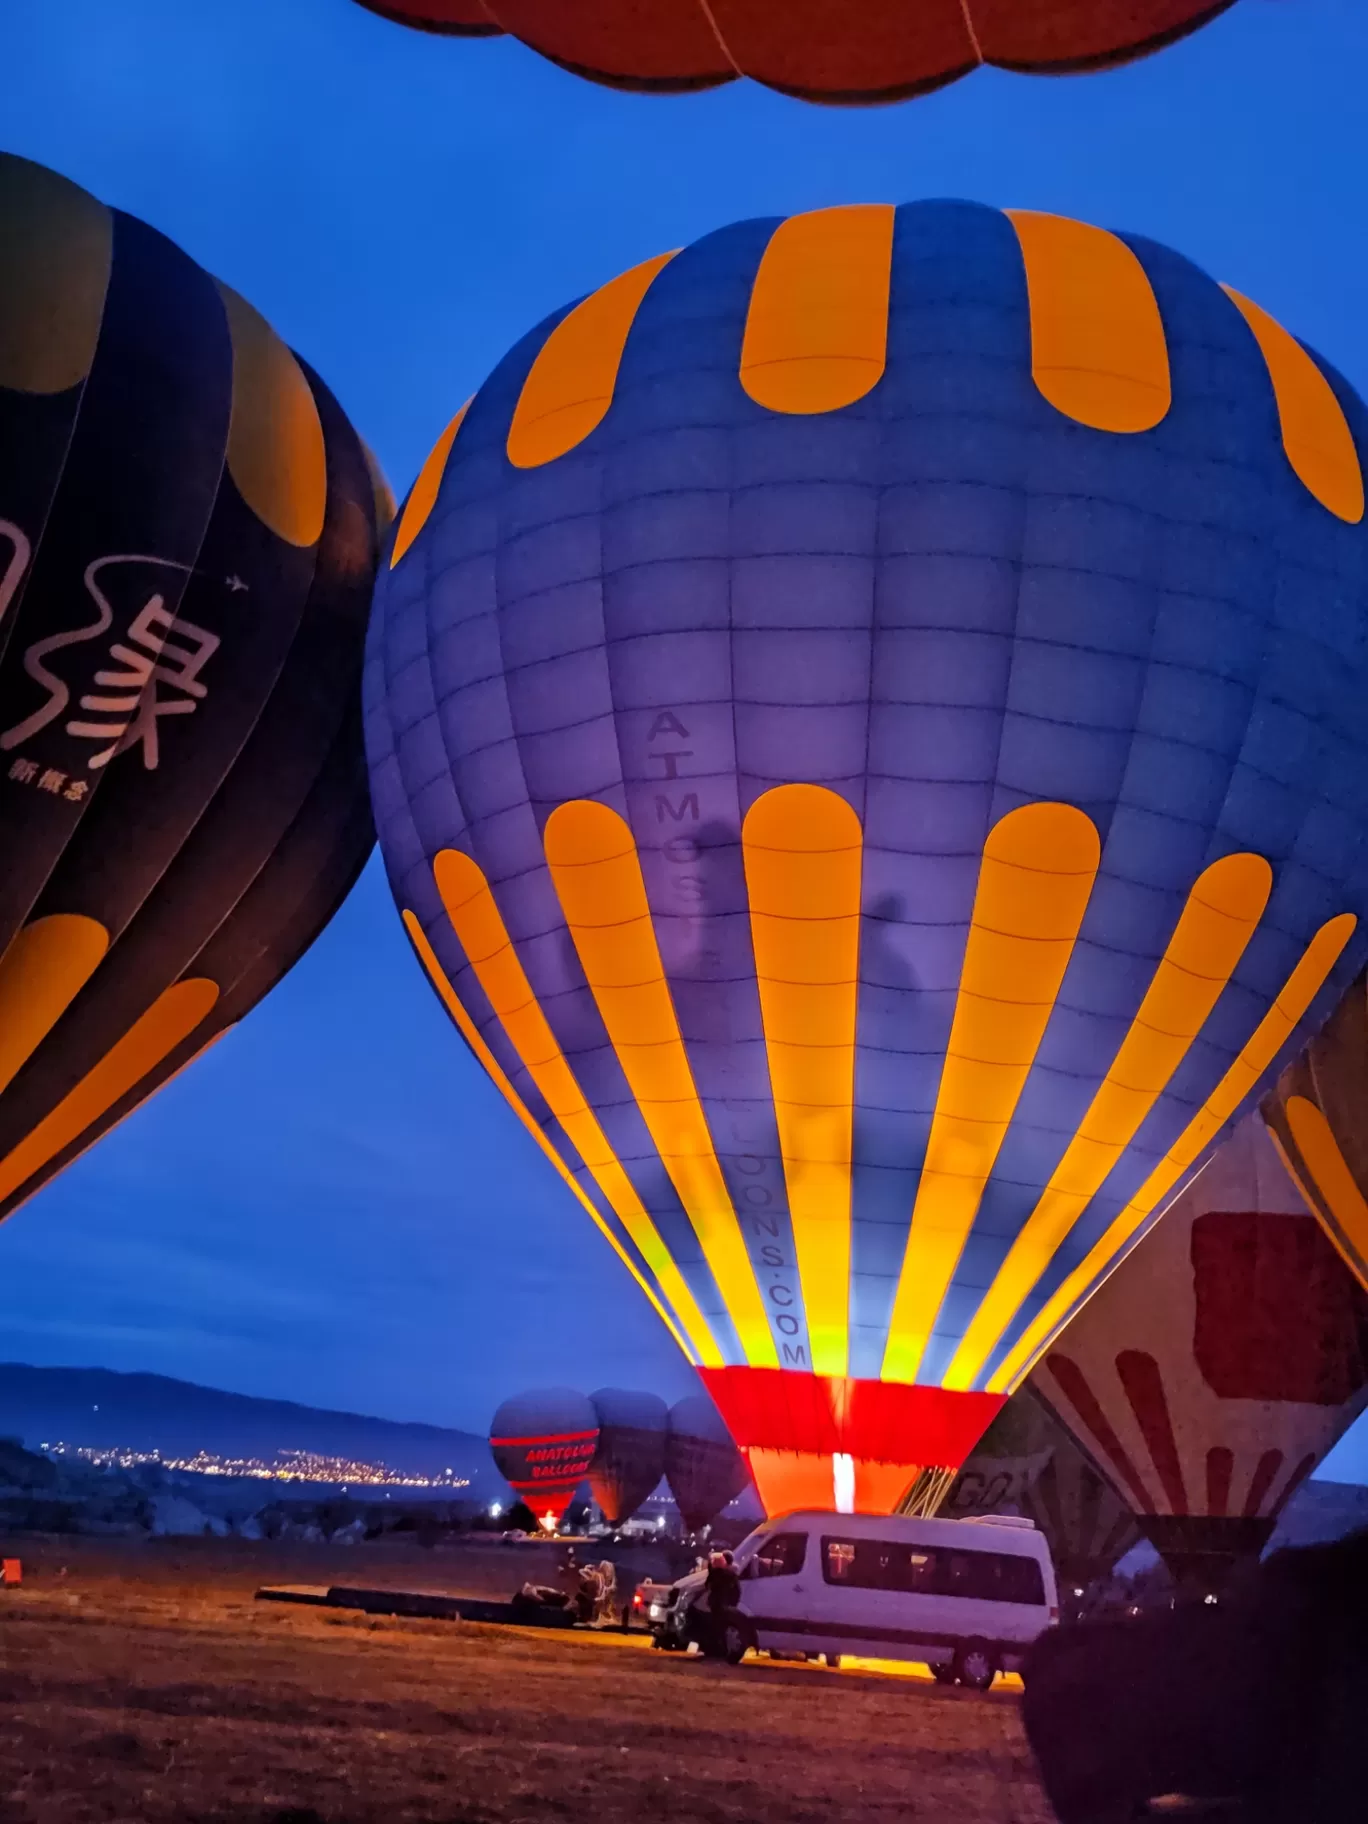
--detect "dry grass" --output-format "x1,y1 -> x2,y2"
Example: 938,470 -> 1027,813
0,1537 -> 1053,1823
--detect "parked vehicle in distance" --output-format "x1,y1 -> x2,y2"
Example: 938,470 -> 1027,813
643,1510 -> 1058,1686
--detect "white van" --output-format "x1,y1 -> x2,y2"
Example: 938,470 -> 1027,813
663,1509 -> 1058,1688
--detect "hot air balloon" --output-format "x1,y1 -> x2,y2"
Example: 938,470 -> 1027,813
0,153 -> 386,1219
352,1 -> 1236,104
664,1394 -> 751,1534
587,1386 -> 668,1524
1263,967 -> 1368,1290
1032,1117 -> 1368,1589
931,1388 -> 1141,1590
915,1389 -> 1056,1521
489,1388 -> 600,1529
367,198 -> 1368,1521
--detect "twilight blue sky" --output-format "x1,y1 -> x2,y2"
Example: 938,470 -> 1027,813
4,0 -> 1368,1478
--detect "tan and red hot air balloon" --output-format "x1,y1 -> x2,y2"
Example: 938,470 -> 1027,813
351,2 -> 1237,104
1032,1116 -> 1368,1589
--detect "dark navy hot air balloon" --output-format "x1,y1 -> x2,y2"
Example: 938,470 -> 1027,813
352,1 -> 1235,104
665,1394 -> 751,1534
587,1387 -> 667,1524
0,154 -> 386,1219
367,199 -> 1368,1518
490,1387 -> 600,1528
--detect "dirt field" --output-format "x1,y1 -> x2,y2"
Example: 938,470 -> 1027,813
0,1536 -> 1053,1824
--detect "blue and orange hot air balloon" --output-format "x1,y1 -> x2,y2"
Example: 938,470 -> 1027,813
367,199 -> 1368,1517
0,154 -> 386,1221
352,1 -> 1236,104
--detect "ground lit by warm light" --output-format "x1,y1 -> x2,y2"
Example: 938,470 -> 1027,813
0,1536 -> 1050,1824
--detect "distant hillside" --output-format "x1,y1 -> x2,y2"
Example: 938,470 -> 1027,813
1271,1478 -> 1368,1550
0,1364 -> 490,1484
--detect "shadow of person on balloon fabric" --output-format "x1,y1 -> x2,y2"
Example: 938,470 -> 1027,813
1021,1527 -> 1368,1823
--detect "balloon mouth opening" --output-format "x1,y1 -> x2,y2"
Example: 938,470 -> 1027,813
698,1367 -> 1004,1516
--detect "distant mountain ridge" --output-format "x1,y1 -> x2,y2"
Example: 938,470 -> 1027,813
0,1363 -> 490,1483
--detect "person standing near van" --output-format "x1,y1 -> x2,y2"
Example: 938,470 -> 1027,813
700,1549 -> 742,1656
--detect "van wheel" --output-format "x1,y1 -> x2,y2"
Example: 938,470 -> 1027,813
822,1654 -> 842,1669
954,1642 -> 998,1692
720,1619 -> 755,1666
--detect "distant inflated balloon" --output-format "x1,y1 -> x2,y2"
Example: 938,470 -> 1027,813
353,1 -> 1236,104
369,198 -> 1368,1521
0,154 -> 386,1219
665,1395 -> 750,1533
489,1388 -> 599,1528
1033,1117 -> 1368,1588
1263,967 -> 1368,1291
587,1386 -> 667,1524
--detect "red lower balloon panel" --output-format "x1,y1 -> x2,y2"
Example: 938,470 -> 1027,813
699,1368 -> 1005,1517
490,1428 -> 599,1529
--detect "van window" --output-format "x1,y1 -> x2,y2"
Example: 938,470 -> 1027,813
752,1532 -> 806,1578
821,1536 -> 1044,1606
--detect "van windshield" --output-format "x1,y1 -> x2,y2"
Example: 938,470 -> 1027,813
821,1536 -> 1045,1606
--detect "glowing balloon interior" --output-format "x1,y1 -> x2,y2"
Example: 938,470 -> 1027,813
368,199 -> 1368,1517
0,154 -> 386,1223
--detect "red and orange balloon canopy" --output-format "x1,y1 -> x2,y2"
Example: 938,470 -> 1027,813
352,1 -> 1236,104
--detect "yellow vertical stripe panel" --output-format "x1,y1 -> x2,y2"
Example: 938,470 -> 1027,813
1284,1095 -> 1368,1278
389,400 -> 470,567
1006,210 -> 1171,433
0,915 -> 109,1094
402,910 -> 699,1366
430,849 -> 721,1368
988,912 -> 1355,1392
880,802 -> 1101,1386
742,785 -> 862,1378
506,250 -> 678,468
0,978 -> 219,1208
1221,286 -> 1364,524
543,801 -> 777,1368
740,205 -> 895,415
949,851 -> 1272,1390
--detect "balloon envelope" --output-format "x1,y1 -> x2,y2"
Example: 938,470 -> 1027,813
664,1394 -> 751,1533
1263,967 -> 1368,1291
0,154 -> 384,1220
489,1387 -> 599,1527
368,198 -> 1368,1520
933,1388 -> 1140,1588
353,2 -> 1236,104
1032,1116 -> 1368,1587
587,1386 -> 668,1524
